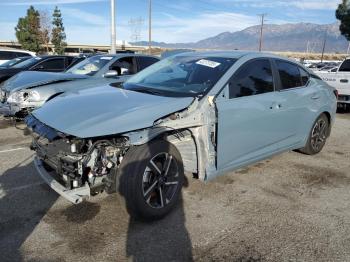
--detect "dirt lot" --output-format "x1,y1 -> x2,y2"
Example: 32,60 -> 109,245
0,113 -> 349,262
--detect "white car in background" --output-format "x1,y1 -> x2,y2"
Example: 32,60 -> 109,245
316,58 -> 350,109
0,49 -> 36,65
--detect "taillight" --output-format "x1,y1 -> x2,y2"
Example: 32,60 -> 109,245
333,89 -> 339,99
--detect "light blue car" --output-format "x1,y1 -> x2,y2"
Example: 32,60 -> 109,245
26,51 -> 337,220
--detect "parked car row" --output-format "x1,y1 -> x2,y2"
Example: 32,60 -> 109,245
15,51 -> 336,221
0,53 -> 159,117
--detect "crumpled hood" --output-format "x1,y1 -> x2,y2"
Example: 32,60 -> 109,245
2,71 -> 88,93
33,85 -> 194,138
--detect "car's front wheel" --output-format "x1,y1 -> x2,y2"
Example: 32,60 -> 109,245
118,139 -> 184,220
299,113 -> 329,155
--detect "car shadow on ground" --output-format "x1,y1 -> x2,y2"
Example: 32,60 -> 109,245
0,161 -> 58,262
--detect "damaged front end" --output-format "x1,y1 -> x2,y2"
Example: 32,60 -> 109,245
26,115 -> 129,204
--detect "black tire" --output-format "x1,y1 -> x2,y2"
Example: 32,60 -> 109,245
118,139 -> 184,220
299,113 -> 329,155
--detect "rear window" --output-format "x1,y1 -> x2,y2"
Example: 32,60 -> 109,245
276,60 -> 303,89
339,60 -> 350,72
0,51 -> 16,60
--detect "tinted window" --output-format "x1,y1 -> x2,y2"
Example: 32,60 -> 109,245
110,57 -> 135,75
137,57 -> 159,71
229,59 -> 274,99
0,51 -> 17,60
300,68 -> 309,86
339,60 -> 350,72
276,60 -> 302,89
35,58 -> 65,70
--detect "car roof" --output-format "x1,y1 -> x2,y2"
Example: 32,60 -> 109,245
88,53 -> 159,59
175,50 -> 262,59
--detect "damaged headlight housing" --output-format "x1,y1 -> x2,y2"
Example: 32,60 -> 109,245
7,91 -> 27,103
7,90 -> 41,103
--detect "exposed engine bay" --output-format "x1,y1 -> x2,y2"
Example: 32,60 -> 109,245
27,115 -> 130,195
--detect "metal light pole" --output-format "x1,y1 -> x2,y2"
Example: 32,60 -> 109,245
320,31 -> 327,63
110,0 -> 116,54
258,13 -> 266,52
148,0 -> 152,54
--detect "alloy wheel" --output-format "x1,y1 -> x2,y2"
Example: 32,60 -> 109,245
310,118 -> 327,151
142,152 -> 180,209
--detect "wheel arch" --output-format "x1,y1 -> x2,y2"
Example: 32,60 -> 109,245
126,128 -> 199,176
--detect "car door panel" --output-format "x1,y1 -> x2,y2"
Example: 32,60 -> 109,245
215,58 -> 296,170
216,91 -> 296,170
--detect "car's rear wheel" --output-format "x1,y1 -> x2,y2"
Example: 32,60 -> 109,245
118,139 -> 184,220
299,113 -> 329,155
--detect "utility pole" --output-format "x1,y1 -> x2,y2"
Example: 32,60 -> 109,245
148,0 -> 152,54
320,30 -> 327,63
110,0 -> 116,54
347,41 -> 350,56
258,13 -> 266,52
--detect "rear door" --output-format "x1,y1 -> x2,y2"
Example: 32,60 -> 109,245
216,58 -> 295,170
272,59 -> 319,143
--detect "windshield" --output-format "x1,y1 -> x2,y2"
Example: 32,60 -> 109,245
12,57 -> 42,69
66,55 -> 112,75
123,55 -> 236,97
0,57 -> 30,68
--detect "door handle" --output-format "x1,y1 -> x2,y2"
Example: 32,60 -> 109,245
340,79 -> 349,83
270,103 -> 282,109
311,94 -> 320,100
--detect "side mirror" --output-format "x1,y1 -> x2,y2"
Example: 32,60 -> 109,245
103,70 -> 119,78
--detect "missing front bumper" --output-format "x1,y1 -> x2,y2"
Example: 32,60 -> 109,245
34,157 -> 90,204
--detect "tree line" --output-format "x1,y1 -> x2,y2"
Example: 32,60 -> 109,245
15,6 -> 66,54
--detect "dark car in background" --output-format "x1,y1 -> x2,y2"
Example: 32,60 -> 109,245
0,55 -> 79,83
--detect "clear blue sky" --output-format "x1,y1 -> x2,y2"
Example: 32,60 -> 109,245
0,0 -> 341,44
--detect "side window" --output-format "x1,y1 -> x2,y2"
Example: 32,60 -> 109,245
300,68 -> 309,86
276,60 -> 302,89
110,57 -> 136,75
34,58 -> 65,70
137,57 -> 159,71
229,59 -> 274,99
338,60 -> 350,72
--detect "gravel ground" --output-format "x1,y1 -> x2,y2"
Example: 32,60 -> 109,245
0,113 -> 349,262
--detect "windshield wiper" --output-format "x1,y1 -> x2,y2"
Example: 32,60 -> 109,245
129,87 -> 163,96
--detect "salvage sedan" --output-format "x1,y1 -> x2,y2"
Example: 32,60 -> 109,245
25,51 -> 337,220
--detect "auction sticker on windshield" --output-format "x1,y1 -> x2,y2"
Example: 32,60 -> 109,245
196,59 -> 221,68
101,57 -> 113,60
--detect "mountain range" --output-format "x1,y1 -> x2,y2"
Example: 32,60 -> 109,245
132,22 -> 349,53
